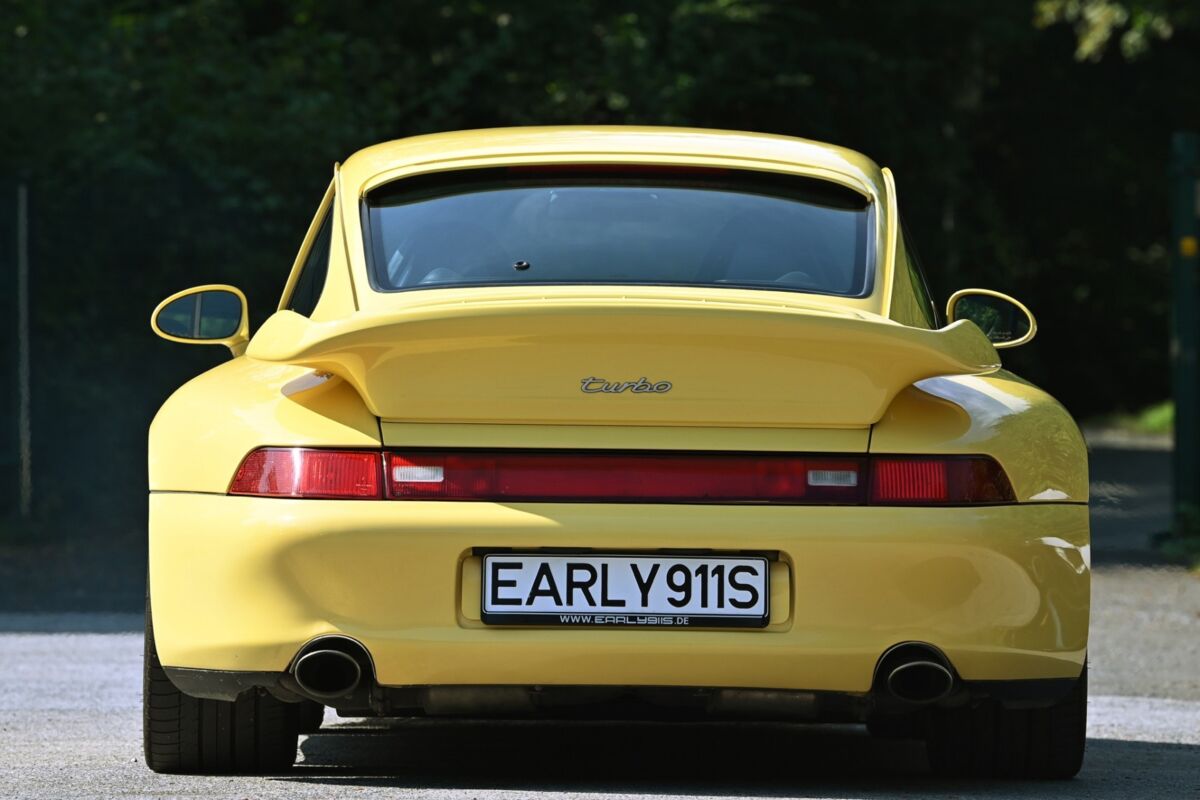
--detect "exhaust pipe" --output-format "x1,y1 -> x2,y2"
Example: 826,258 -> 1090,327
886,659 -> 955,704
874,643 -> 956,705
292,649 -> 363,700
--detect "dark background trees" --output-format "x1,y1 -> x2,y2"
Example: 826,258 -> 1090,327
1,1 -> 1197,560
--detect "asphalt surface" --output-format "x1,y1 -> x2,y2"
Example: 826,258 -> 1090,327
1,446 -> 1198,799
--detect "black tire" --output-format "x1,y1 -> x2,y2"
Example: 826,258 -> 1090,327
143,603 -> 300,774
925,666 -> 1087,779
297,700 -> 325,734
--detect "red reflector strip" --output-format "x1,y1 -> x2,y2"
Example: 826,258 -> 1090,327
871,457 -> 1015,504
229,448 -> 382,499
386,452 -> 865,504
871,459 -> 947,502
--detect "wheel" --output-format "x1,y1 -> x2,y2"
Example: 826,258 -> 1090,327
297,700 -> 325,734
925,666 -> 1087,779
143,602 -> 300,774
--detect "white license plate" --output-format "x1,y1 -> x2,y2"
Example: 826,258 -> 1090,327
481,554 -> 769,628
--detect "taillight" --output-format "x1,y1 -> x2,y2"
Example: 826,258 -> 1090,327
386,452 -> 866,504
870,456 -> 1015,504
228,448 -> 1014,505
229,448 -> 382,499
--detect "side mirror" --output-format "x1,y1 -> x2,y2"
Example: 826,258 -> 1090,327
946,289 -> 1037,349
151,285 -> 250,356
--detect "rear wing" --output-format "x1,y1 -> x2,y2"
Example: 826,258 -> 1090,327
247,300 -> 999,427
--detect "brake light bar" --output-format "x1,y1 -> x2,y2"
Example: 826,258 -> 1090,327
228,449 -> 1015,505
386,452 -> 866,504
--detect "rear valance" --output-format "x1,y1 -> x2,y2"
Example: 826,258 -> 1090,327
246,299 -> 999,428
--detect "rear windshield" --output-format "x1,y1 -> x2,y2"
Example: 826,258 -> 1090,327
365,167 -> 873,297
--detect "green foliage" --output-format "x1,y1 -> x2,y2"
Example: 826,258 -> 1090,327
1160,532 -> 1200,569
1162,504 -> 1200,571
1132,399 -> 1175,434
0,1 -> 1197,532
1088,398 -> 1174,434
954,297 -> 1006,341
1035,0 -> 1177,60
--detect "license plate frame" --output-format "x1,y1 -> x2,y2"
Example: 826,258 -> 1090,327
480,553 -> 770,628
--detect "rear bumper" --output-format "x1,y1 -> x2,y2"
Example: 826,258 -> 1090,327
149,493 -> 1089,694
163,667 -> 1080,718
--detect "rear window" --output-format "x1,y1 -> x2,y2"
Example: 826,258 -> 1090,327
364,166 -> 873,297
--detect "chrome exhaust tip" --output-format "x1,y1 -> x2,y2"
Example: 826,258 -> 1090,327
292,649 -> 363,700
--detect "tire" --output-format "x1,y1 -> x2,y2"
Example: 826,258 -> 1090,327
925,666 -> 1087,779
297,700 -> 325,734
143,603 -> 300,774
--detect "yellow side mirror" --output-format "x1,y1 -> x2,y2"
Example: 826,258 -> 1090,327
946,288 -> 1037,349
151,284 -> 250,356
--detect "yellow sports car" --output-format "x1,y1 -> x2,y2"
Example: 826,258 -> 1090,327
145,127 -> 1088,779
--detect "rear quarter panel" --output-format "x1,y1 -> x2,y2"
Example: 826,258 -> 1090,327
148,358 -> 380,493
870,370 -> 1089,503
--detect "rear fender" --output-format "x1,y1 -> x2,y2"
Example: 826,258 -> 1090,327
870,372 -> 1088,503
148,358 -> 380,493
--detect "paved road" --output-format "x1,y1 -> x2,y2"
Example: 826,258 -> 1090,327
1,446 -> 1197,799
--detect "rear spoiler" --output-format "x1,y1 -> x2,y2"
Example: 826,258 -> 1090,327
247,302 -> 999,427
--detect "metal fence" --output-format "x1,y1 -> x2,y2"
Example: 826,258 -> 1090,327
1,182 -> 30,520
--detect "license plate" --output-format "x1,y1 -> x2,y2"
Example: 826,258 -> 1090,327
481,554 -> 769,628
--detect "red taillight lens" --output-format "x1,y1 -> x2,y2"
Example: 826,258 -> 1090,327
386,452 -> 866,504
870,457 -> 1015,505
228,449 -> 1014,505
871,458 -> 948,502
229,448 -> 382,499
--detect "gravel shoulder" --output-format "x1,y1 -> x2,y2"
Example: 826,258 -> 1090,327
1090,565 -> 1200,700
1086,446 -> 1200,701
